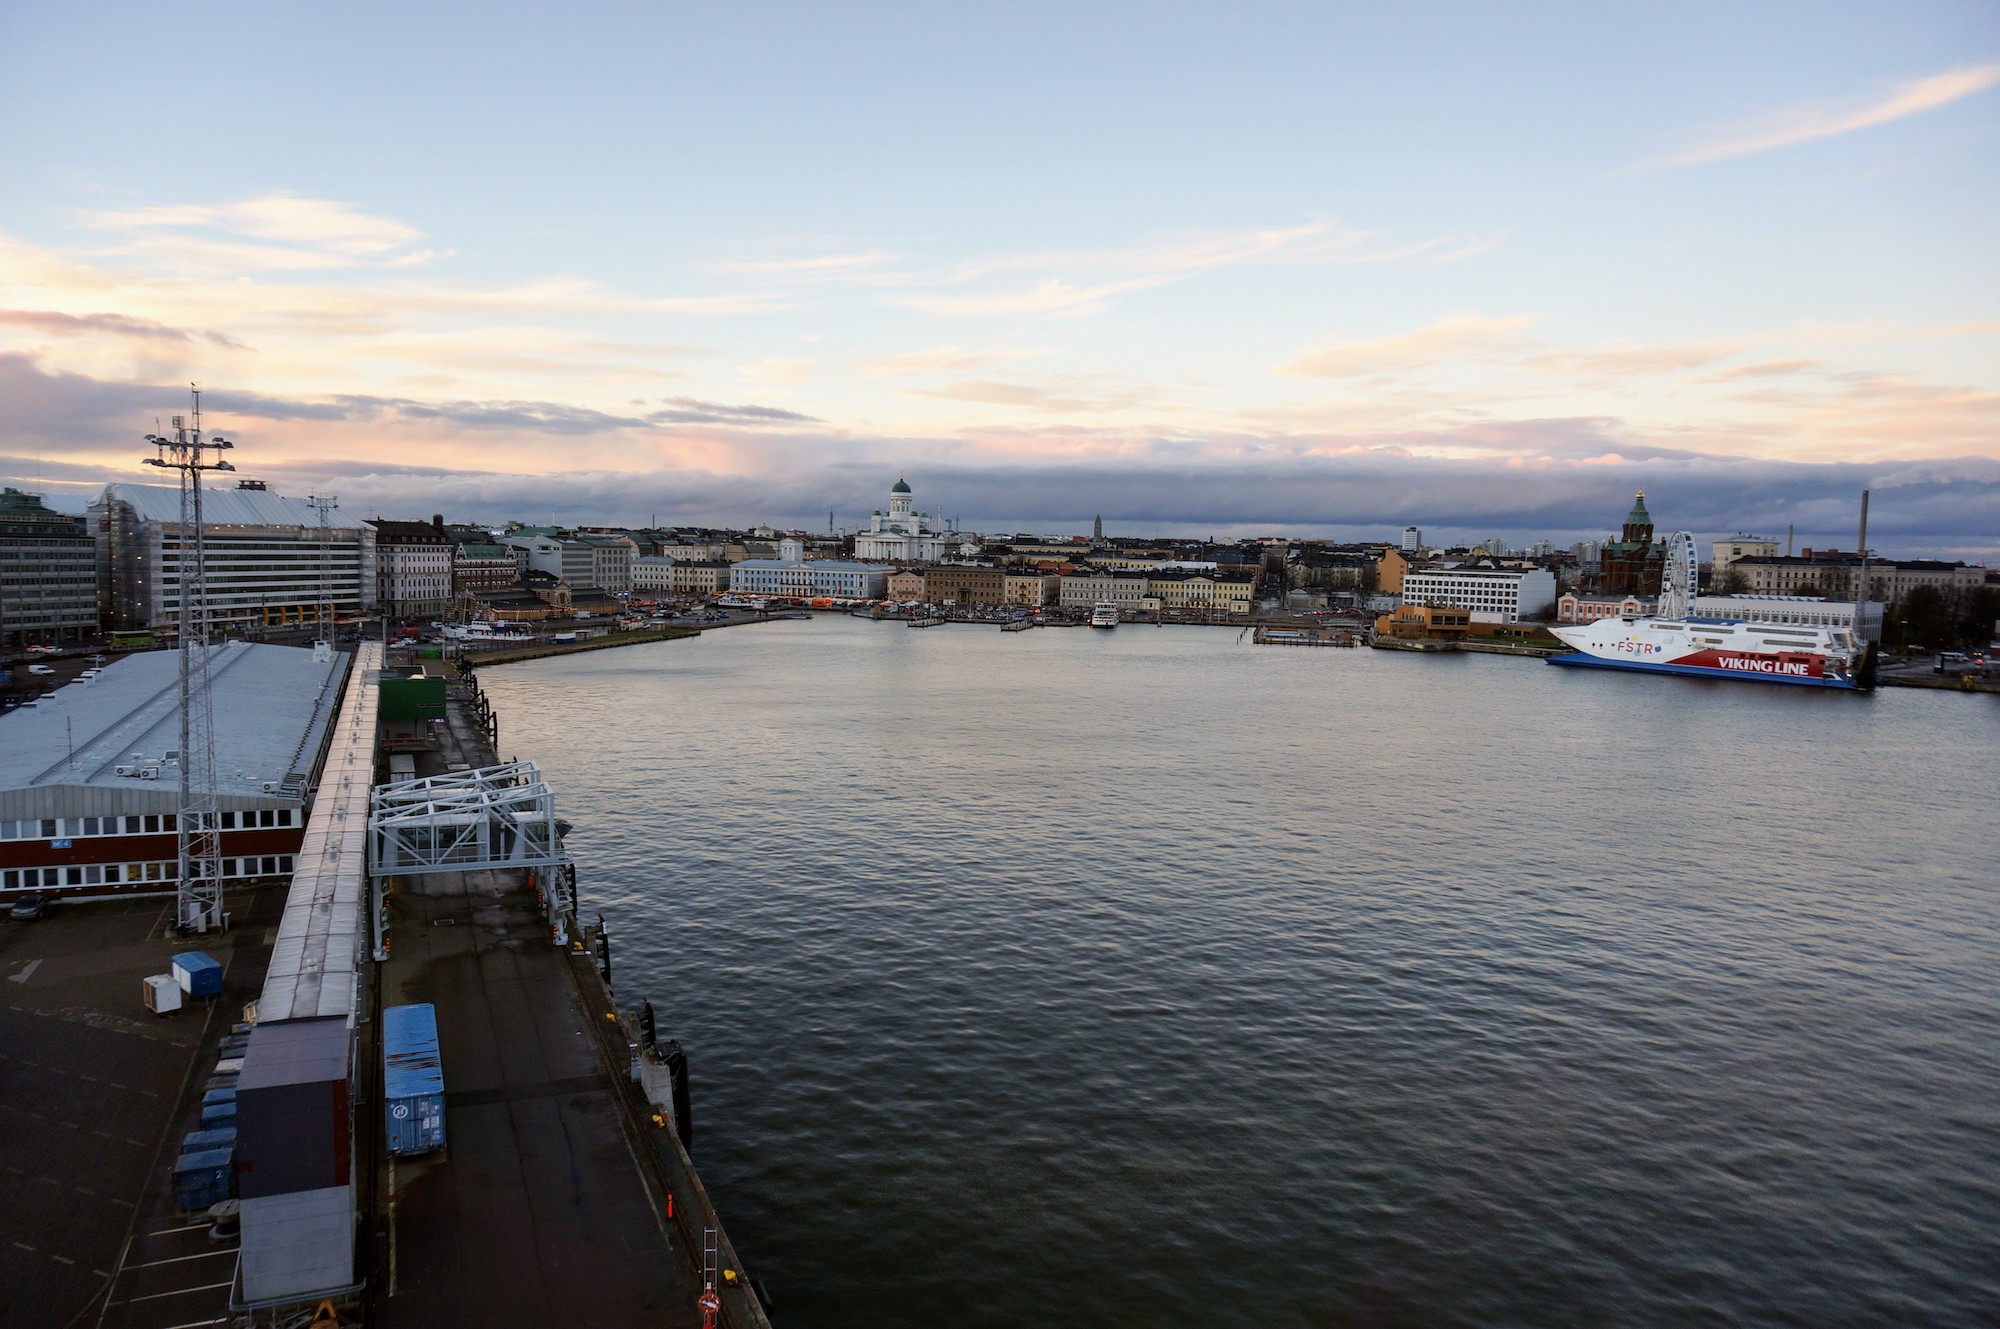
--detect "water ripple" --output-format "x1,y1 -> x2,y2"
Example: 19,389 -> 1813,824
482,618 -> 2000,1328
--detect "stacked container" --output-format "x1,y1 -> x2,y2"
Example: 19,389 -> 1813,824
382,1003 -> 447,1156
173,1147 -> 234,1213
200,1087 -> 238,1129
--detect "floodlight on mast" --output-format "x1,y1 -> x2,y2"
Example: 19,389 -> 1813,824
142,386 -> 238,934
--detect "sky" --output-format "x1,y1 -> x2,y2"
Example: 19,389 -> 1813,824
1,2 -> 1996,555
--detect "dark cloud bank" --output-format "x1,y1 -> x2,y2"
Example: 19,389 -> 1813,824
5,354 -> 1993,558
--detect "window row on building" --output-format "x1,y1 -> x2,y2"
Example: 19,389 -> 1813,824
0,807 -> 301,840
3,854 -> 296,891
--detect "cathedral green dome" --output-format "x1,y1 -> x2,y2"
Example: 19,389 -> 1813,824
891,477 -> 912,494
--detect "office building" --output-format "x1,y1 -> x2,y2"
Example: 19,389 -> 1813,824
367,519 -> 453,619
92,483 -> 375,632
0,487 -> 98,647
1401,565 -> 1557,624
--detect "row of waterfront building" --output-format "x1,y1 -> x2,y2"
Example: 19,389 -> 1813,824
3,477 -> 1991,647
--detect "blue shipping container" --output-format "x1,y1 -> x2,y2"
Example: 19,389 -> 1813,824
383,1003 -> 446,1155
202,1086 -> 236,1108
171,951 -> 224,998
200,1101 -> 237,1129
181,1126 -> 237,1156
173,1146 -> 235,1212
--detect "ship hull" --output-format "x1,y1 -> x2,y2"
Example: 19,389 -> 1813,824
1546,652 -> 1865,689
1546,615 -> 1871,691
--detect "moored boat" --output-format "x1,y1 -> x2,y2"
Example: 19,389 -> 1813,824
1547,532 -> 1874,690
1090,601 -> 1119,629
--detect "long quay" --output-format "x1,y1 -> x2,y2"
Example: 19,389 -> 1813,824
83,639 -> 777,1327
368,662 -> 769,1329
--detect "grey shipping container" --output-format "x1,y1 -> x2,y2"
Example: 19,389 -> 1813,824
382,1003 -> 446,1155
173,1146 -> 235,1212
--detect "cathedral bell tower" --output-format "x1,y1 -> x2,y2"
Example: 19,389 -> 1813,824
1621,491 -> 1654,545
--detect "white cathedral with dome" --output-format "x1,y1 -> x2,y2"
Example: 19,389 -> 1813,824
854,476 -> 951,562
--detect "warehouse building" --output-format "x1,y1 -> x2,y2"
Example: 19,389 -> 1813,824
0,642 -> 348,903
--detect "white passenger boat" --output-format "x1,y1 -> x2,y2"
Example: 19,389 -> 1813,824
1090,601 -> 1119,629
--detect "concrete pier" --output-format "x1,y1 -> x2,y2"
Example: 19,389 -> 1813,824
367,666 -> 769,1328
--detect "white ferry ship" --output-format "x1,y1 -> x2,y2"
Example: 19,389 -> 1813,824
1546,533 -> 1875,690
1090,601 -> 1120,629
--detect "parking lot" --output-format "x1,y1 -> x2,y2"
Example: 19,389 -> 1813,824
0,895 -> 273,1328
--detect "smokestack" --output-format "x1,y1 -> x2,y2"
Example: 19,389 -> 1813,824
1855,489 -> 1870,608
1786,523 -> 1794,557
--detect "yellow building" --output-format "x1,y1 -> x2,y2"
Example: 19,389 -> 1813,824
1147,571 -> 1256,613
1003,571 -> 1062,607
1375,603 -> 1471,639
1373,546 -> 1408,594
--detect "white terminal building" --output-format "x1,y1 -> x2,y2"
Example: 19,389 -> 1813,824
0,642 -> 347,901
1695,594 -> 1883,640
854,477 -> 952,562
730,539 -> 892,599
92,482 -> 376,633
1402,565 -> 1558,624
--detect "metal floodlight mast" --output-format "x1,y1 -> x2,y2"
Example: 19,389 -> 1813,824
143,386 -> 236,934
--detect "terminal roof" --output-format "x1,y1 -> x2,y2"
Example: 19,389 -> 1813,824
99,482 -> 370,529
0,642 -> 346,802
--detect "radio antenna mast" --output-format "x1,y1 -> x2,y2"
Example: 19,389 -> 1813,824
144,386 -> 236,934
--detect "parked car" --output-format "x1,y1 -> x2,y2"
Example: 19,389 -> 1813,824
27,664 -> 55,676
10,893 -> 49,921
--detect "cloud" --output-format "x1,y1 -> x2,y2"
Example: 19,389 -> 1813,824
1523,340 -> 1744,380
740,357 -> 814,384
895,217 -> 1497,318
4,344 -> 1992,557
1697,358 -> 1821,383
0,308 -> 247,348
1277,313 -> 1539,379
710,251 -> 902,279
1636,60 -> 2000,171
86,195 -> 425,253
909,376 -> 1177,415
61,449 -> 1988,560
652,396 -> 820,424
859,345 -> 1048,378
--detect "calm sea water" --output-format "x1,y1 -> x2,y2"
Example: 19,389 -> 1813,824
479,618 -> 1999,1328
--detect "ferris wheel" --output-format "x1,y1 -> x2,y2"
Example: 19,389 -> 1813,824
1658,531 -> 1699,620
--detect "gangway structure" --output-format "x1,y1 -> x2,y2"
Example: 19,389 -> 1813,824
367,761 -> 575,958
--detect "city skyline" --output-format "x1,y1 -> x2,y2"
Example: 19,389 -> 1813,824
2,4 -> 1995,554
